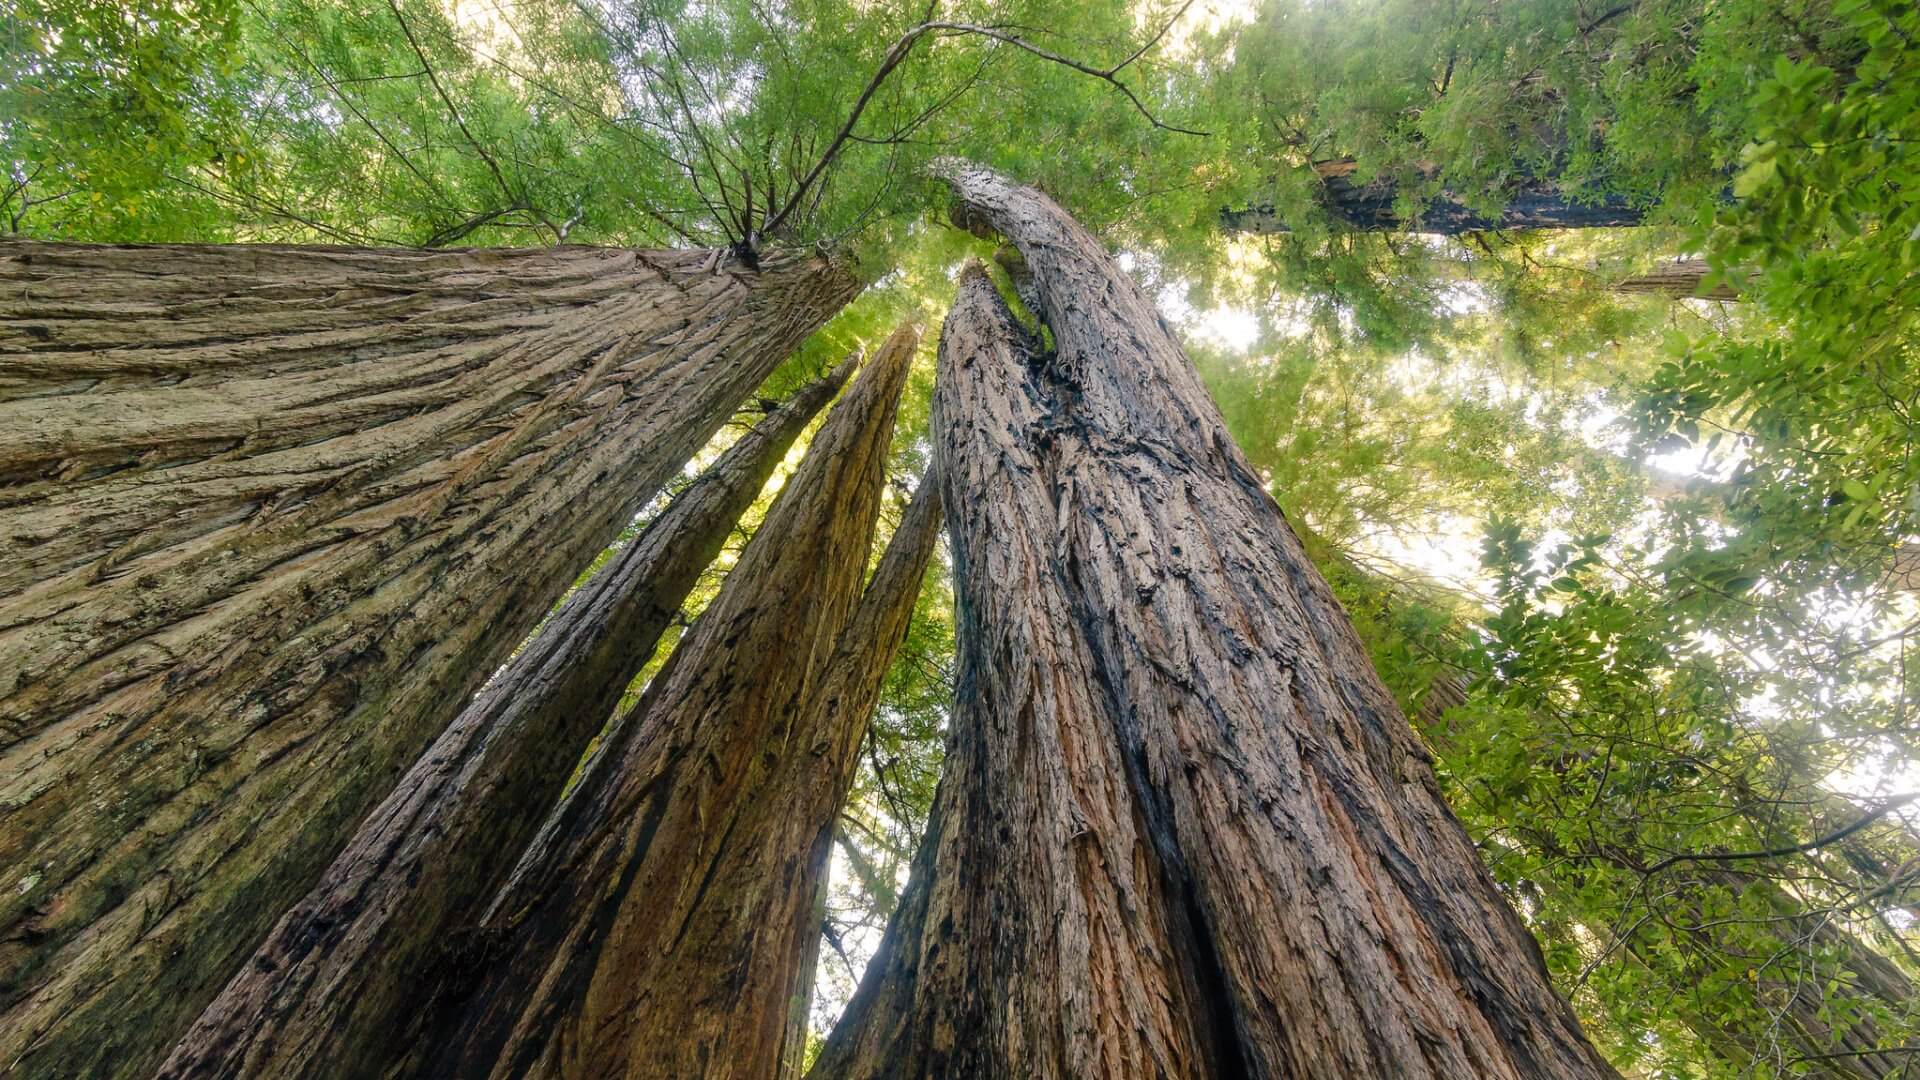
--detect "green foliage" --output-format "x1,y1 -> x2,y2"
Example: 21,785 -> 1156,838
19,0 -> 1920,1071
2,0 -> 244,237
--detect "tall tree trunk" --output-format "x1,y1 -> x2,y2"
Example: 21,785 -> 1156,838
814,162 -> 1619,1078
1221,161 -> 1646,235
774,475 -> 944,1080
1609,258 -> 1742,300
0,241 -> 857,1079
157,358 -> 855,1080
423,324 -> 921,1080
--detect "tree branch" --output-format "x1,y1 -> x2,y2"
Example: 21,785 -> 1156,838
761,6 -> 1205,239
1643,793 -> 1920,876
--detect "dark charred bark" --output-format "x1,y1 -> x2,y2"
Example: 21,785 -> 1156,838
814,162 -> 1619,1078
156,360 -> 854,1080
420,325 -> 921,1080
1221,160 -> 1645,235
0,241 -> 857,1078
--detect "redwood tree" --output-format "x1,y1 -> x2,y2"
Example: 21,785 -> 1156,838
158,357 -> 857,1080
423,324 -> 921,1080
813,164 -> 1620,1079
1221,160 -> 1646,235
0,241 -> 857,1078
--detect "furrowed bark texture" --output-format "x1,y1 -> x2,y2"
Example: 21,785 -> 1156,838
772,474 -> 944,1080
1221,160 -> 1645,235
424,324 -> 920,1080
0,240 -> 857,1079
158,360 -> 855,1080
814,162 -> 1619,1079
1609,258 -> 1741,300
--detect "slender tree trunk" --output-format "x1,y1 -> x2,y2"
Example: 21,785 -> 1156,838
422,324 -> 921,1080
773,475 -> 944,1080
1222,161 -> 1646,235
0,241 -> 857,1079
814,162 -> 1619,1079
157,358 -> 855,1080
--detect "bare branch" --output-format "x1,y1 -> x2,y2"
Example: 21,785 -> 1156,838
1644,793 -> 1920,876
761,5 -> 1205,240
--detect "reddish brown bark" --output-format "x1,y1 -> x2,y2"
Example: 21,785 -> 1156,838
0,241 -> 857,1078
773,474 -> 943,1079
422,325 -> 921,1080
156,359 -> 855,1080
814,162 -> 1619,1079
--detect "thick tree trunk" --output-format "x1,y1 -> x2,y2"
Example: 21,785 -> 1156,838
157,358 -> 855,1080
422,324 -> 921,1080
1221,160 -> 1645,235
0,241 -> 857,1079
814,162 -> 1618,1078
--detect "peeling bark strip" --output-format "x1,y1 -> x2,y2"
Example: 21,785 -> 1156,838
1221,160 -> 1645,235
814,163 -> 1618,1078
423,325 -> 920,1080
158,361 -> 854,1080
0,240 -> 858,1079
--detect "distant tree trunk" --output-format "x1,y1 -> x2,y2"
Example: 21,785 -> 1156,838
814,161 -> 1618,1078
1609,258 -> 1742,300
1221,157 -> 1643,233
423,325 -> 921,1080
157,358 -> 855,1080
0,241 -> 857,1079
1664,871 -> 1916,1080
1221,160 -> 1646,235
1411,679 -> 1918,1079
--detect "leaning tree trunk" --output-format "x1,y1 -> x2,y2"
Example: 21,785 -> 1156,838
157,358 -> 855,1080
1660,870 -> 1916,1080
0,241 -> 857,1079
1221,160 -> 1646,235
423,324 -> 920,1080
814,162 -> 1619,1078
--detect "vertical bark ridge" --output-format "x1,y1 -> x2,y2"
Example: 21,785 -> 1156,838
815,268 -> 1236,1079
772,473 -> 945,1079
157,359 -> 855,1080
0,240 -> 858,1079
422,324 -> 920,1080
815,162 -> 1619,1078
